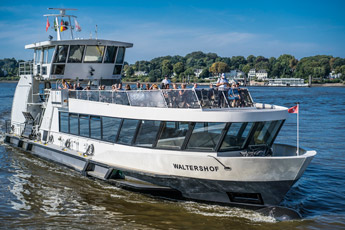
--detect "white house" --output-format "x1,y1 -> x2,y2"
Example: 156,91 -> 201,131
194,69 -> 203,78
248,68 -> 256,80
134,71 -> 148,76
256,69 -> 268,80
329,70 -> 342,79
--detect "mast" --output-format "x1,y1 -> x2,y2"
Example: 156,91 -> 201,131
44,8 -> 78,40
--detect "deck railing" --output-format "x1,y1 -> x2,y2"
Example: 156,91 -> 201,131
19,61 -> 33,75
67,88 -> 254,109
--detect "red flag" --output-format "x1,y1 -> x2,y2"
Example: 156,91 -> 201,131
46,17 -> 50,32
60,19 -> 67,32
288,105 -> 299,113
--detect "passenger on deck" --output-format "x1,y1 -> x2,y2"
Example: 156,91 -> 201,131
117,83 -> 124,90
228,83 -> 240,107
136,82 -> 143,90
216,73 -> 229,107
83,86 -> 91,90
145,83 -> 150,90
165,84 -> 170,89
150,84 -> 159,90
125,84 -> 131,90
192,83 -> 198,89
161,83 -> 166,89
179,84 -> 189,107
162,76 -> 171,85
75,83 -> 83,90
59,79 -> 71,90
172,83 -> 178,90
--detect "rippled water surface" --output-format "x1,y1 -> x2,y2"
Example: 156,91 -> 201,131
0,83 -> 344,229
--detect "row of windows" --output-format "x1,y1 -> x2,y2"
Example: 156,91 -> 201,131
35,45 -> 125,65
59,112 -> 284,152
53,45 -> 125,64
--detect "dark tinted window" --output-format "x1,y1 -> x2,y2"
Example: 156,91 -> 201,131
113,65 -> 123,75
53,45 -> 69,63
249,121 -> 283,146
90,116 -> 101,139
115,47 -> 125,64
68,45 -> 85,63
117,119 -> 139,145
186,122 -> 226,151
69,113 -> 79,135
60,112 -> 69,133
135,120 -> 161,147
156,122 -> 190,150
104,46 -> 117,63
102,117 -> 121,142
79,115 -> 89,137
220,122 -> 254,151
51,64 -> 65,75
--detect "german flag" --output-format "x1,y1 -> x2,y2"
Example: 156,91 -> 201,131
60,19 -> 67,32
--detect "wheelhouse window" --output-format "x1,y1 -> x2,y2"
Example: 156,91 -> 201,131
117,119 -> 139,145
46,46 -> 55,64
68,45 -> 85,63
248,120 -> 283,146
156,122 -> 190,150
102,117 -> 121,142
69,113 -> 79,135
79,115 -> 90,137
220,122 -> 254,151
104,46 -> 118,63
53,45 -> 69,63
51,64 -> 65,75
35,49 -> 42,64
134,120 -> 161,147
113,65 -> 123,75
84,45 -> 105,63
186,122 -> 226,151
59,112 -> 69,133
115,47 -> 125,64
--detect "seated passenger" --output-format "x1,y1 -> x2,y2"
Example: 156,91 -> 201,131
76,83 -> 83,90
59,79 -> 71,90
125,84 -> 131,90
145,83 -> 150,90
150,84 -> 159,90
228,83 -> 240,107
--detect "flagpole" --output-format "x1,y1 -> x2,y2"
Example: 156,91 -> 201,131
297,102 -> 299,156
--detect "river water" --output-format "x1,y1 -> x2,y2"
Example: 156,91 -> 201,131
0,83 -> 344,229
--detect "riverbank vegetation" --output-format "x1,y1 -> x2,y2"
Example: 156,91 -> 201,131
1,53 -> 345,83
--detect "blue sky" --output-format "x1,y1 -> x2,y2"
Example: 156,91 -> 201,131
0,0 -> 344,63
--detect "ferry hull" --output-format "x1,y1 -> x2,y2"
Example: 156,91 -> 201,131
4,134 -> 309,208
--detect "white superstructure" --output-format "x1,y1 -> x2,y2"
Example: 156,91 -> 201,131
5,8 -> 316,210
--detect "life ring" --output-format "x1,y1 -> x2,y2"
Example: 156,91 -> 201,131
65,139 -> 71,148
84,144 -> 94,156
48,135 -> 54,143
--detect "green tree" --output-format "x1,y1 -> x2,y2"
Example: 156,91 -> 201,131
199,68 -> 210,78
173,62 -> 185,76
209,62 -> 230,76
161,59 -> 173,77
125,66 -> 134,77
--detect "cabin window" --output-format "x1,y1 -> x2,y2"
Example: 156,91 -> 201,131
69,113 -> 79,135
134,120 -> 161,147
102,117 -> 121,142
35,49 -> 42,64
248,121 -> 283,146
90,116 -> 102,139
117,119 -> 139,145
220,122 -> 254,151
104,46 -> 118,63
156,122 -> 190,150
51,64 -> 65,75
68,45 -> 85,63
53,45 -> 69,63
115,47 -> 125,64
84,45 -> 105,63
46,46 -> 55,64
186,122 -> 226,151
113,65 -> 123,75
59,112 -> 69,133
79,115 -> 90,137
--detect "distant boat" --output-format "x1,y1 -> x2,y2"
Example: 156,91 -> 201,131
268,78 -> 309,87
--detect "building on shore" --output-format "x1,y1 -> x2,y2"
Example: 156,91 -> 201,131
256,69 -> 268,80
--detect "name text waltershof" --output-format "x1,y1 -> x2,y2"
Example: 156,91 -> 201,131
173,163 -> 219,172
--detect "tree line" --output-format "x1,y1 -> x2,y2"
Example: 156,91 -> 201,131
1,53 -> 345,83
123,52 -> 345,83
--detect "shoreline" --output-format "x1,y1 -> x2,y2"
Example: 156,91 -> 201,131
1,80 -> 344,87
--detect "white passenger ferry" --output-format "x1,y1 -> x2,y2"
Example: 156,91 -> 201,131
5,9 -> 316,214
